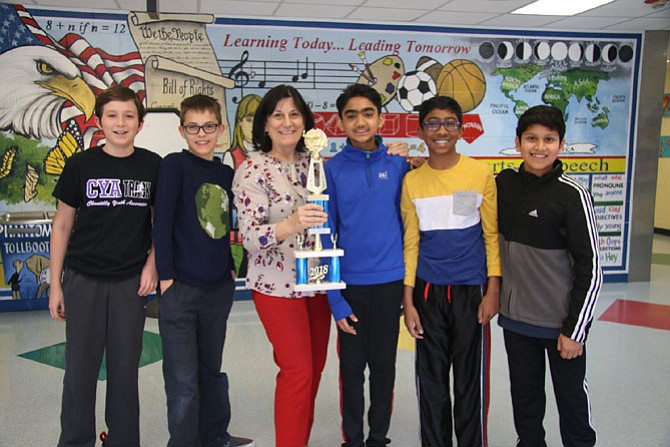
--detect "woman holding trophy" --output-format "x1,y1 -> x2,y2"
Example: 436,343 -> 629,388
232,84 -> 329,447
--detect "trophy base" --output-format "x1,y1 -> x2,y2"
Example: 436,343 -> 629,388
294,281 -> 347,292
295,249 -> 344,258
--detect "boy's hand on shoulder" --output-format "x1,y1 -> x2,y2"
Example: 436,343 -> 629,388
337,314 -> 358,335
557,334 -> 584,359
408,157 -> 426,169
385,141 -> 426,168
386,141 -> 409,157
403,304 -> 424,339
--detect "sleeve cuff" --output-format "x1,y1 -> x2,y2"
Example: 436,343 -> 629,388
326,289 -> 352,321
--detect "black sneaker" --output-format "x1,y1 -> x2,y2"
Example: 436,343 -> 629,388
224,436 -> 255,447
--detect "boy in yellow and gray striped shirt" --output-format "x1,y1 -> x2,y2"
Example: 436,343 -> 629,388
401,95 -> 500,447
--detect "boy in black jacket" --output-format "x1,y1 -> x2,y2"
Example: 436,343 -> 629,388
496,105 -> 603,447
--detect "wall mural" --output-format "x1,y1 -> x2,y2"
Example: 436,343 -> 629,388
0,3 -> 642,306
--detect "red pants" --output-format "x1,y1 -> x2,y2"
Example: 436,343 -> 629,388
253,291 -> 331,447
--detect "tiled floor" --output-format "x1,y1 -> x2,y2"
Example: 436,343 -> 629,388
1,235 -> 670,446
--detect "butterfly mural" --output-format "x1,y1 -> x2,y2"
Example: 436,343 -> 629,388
0,146 -> 18,179
43,119 -> 83,175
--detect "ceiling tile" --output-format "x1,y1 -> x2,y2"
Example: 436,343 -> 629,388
284,0 -> 363,4
275,3 -> 355,19
646,6 -> 670,18
604,17 -> 670,30
34,0 -> 121,10
199,0 -> 280,16
347,7 -> 426,21
413,10 -> 500,26
363,0 -> 447,7
546,16 -> 633,30
437,0 -> 530,14
146,0 -> 199,14
479,13 -> 560,28
580,0 -> 666,18
116,0 -> 156,11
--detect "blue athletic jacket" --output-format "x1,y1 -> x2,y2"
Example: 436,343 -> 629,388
323,138 -> 408,320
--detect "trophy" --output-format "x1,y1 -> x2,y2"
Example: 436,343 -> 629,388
294,128 -> 346,292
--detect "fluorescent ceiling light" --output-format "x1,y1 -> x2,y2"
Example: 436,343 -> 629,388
512,0 -> 615,16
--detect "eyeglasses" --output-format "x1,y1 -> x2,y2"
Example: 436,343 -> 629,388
421,120 -> 461,132
182,123 -> 220,134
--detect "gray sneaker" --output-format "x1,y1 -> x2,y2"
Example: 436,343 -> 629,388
225,436 -> 255,447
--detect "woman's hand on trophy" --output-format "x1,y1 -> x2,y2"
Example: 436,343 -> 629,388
288,203 -> 327,232
276,204 -> 327,242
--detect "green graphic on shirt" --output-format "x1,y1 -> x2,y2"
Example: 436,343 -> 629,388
195,183 -> 229,239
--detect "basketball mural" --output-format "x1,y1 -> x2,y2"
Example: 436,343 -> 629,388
436,59 -> 487,113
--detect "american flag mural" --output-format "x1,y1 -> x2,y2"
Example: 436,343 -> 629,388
0,3 -> 146,148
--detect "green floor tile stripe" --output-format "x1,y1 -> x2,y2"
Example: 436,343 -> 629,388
652,252 -> 670,266
18,331 -> 163,381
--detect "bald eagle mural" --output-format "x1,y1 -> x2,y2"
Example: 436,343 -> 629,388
0,46 -> 95,140
0,4 -> 146,207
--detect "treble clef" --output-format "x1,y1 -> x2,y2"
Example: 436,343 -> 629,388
228,50 -> 250,88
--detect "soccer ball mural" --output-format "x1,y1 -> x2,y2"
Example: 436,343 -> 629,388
396,70 -> 437,112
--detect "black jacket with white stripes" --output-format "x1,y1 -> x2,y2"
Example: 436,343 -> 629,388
496,160 -> 603,343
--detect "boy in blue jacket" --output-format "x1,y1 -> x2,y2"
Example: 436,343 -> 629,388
324,84 -> 408,447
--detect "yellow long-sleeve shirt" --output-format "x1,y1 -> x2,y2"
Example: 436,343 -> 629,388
401,154 -> 501,287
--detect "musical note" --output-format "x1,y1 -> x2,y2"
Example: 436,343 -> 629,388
219,56 -> 361,92
292,58 -> 309,82
229,51 -> 251,103
228,50 -> 251,88
257,61 -> 267,88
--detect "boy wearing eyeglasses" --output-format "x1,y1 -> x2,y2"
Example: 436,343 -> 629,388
401,96 -> 501,447
153,94 -> 254,447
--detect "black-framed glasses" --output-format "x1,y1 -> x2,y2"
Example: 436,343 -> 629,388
421,120 -> 461,132
182,123 -> 220,134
